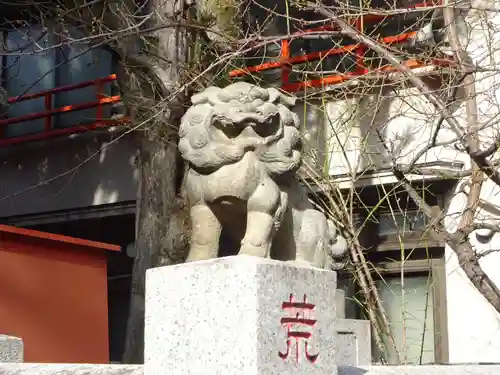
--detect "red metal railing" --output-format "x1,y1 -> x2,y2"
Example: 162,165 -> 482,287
0,74 -> 129,147
229,0 -> 455,92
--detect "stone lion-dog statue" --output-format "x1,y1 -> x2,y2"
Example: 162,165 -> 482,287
178,82 -> 348,269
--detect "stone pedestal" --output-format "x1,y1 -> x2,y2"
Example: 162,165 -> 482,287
336,319 -> 372,366
0,335 -> 23,363
145,256 -> 338,375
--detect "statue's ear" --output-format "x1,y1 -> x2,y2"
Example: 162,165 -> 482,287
191,87 -> 222,105
267,87 -> 296,107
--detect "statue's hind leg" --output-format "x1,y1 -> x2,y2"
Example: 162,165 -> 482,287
185,204 -> 222,262
239,177 -> 284,258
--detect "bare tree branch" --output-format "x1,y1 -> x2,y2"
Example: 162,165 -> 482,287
309,1 -> 500,188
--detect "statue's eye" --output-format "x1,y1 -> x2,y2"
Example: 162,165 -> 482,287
212,121 -> 243,139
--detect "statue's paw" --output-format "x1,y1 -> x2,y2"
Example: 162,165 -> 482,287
238,243 -> 269,258
185,246 -> 218,263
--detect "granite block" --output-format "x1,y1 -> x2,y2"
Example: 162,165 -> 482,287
0,364 -> 143,375
145,255 -> 338,375
1,363 -> 500,375
336,319 -> 371,366
0,336 -> 23,363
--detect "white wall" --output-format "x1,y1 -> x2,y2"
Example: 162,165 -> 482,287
320,3 -> 500,364
444,183 -> 500,363
324,85 -> 464,175
430,6 -> 500,364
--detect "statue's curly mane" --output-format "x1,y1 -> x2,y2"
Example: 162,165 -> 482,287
178,82 -> 302,176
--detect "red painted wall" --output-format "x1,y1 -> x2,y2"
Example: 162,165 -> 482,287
0,225 -> 119,363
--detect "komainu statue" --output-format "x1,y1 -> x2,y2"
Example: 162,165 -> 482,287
178,82 -> 348,269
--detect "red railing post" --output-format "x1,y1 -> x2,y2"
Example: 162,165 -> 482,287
95,81 -> 103,123
44,93 -> 52,131
281,40 -> 291,86
355,46 -> 367,74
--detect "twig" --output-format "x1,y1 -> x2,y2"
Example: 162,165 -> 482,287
309,1 -> 500,188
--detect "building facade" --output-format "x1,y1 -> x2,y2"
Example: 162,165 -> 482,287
0,10 -> 137,362
1,0 -> 500,366
231,0 -> 500,366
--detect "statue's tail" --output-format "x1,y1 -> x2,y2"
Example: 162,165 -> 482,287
326,220 -> 349,270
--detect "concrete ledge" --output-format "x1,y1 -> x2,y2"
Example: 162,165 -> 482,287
0,336 -> 23,363
1,363 -> 499,375
339,365 -> 500,375
0,364 -> 143,375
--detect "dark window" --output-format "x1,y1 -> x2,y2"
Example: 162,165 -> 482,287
378,211 -> 429,235
2,24 -> 116,139
233,0 -> 448,91
337,182 -> 449,364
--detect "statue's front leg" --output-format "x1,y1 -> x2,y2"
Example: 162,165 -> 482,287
239,177 -> 283,258
185,204 -> 222,262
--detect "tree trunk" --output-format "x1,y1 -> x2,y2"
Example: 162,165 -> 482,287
124,134 -> 189,363
119,0 -> 190,363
